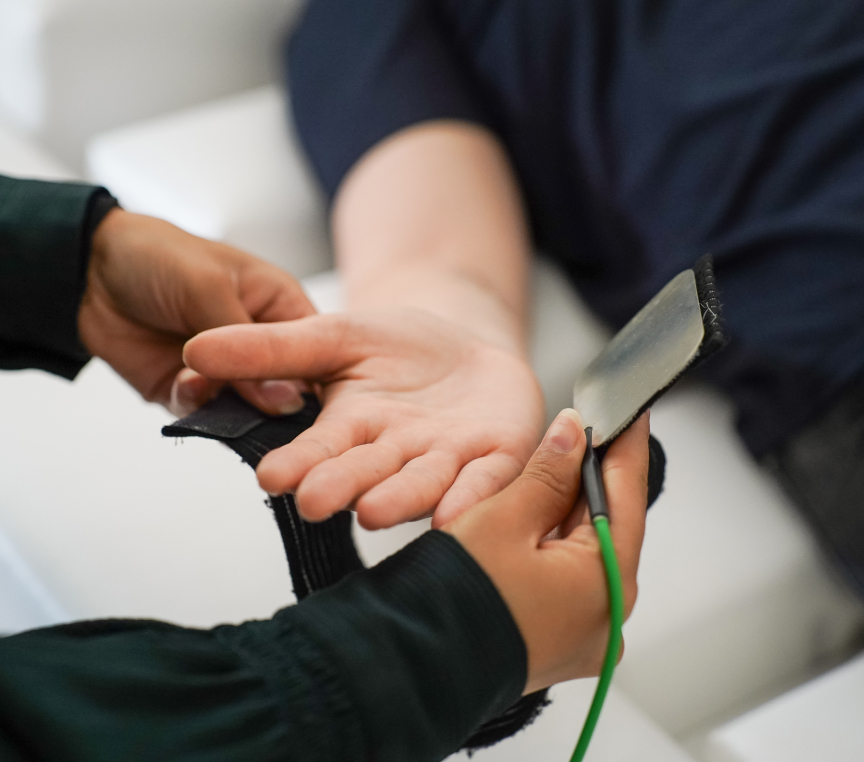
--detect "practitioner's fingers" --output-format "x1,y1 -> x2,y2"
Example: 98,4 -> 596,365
232,379 -> 306,416
169,368 -> 225,417
557,491 -> 590,538
468,409 -> 586,541
503,409 -> 586,539
597,412 -> 650,582
236,260 -> 317,324
440,410 -> 649,693
355,450 -> 463,529
431,451 -> 527,528
171,367 -> 307,417
295,441 -> 410,522
183,314 -> 371,381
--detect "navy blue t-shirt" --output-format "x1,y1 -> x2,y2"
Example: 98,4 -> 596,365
288,0 -> 864,457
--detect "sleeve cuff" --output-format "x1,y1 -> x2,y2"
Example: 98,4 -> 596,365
223,530 -> 526,762
0,176 -> 118,378
287,0 -> 495,199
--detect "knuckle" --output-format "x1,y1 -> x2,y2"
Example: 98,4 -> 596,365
520,454 -> 578,501
295,433 -> 342,461
569,529 -> 601,555
463,465 -> 500,495
191,268 -> 232,298
448,483 -> 487,509
404,460 -> 448,492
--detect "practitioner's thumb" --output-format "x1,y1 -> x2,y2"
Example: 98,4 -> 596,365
499,409 -> 586,539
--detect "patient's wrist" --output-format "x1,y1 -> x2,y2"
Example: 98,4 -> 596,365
345,265 -> 528,357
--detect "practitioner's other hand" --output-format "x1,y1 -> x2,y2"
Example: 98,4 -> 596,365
183,309 -> 545,529
78,209 -> 316,416
445,411 -> 649,694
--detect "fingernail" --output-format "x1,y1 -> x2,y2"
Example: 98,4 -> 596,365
174,368 -> 197,399
259,380 -> 304,414
170,371 -> 198,414
177,367 -> 198,384
541,409 -> 582,453
176,382 -> 197,407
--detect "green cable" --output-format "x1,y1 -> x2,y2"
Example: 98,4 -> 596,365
568,515 -> 625,762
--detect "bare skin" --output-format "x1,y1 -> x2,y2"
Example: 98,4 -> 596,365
445,410 -> 649,693
76,203 -> 648,695
184,310 -> 540,529
184,121 -> 546,528
79,208 -> 315,416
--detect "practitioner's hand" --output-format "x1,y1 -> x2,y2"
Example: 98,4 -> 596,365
444,411 -> 649,694
183,309 -> 545,529
78,209 -> 315,416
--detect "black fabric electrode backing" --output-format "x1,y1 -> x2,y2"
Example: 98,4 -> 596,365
163,389 -> 665,750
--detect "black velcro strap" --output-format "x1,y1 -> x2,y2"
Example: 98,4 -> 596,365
163,390 -> 363,598
163,388 -> 552,750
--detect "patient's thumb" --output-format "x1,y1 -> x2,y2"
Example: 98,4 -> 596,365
503,409 -> 586,537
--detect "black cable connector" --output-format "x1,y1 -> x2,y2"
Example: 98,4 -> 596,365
581,427 -> 609,520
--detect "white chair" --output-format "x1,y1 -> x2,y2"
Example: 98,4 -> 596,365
0,0 -> 305,168
698,652 -> 864,762
87,87 -> 330,277
0,525 -> 68,633
616,385 -> 862,734
0,116 -> 74,181
446,679 -> 697,762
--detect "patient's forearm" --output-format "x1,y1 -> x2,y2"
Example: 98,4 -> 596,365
332,121 -> 532,355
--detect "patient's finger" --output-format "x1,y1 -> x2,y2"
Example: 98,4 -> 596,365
256,417 -> 367,497
432,451 -> 526,527
355,449 -> 463,529
296,441 -> 410,521
183,315 -> 371,381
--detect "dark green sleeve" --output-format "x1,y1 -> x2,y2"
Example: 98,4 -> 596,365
0,175 -> 117,379
0,531 -> 526,762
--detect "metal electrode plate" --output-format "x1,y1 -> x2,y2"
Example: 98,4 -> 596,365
572,269 -> 705,446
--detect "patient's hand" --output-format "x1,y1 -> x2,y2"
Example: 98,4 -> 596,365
183,309 -> 545,529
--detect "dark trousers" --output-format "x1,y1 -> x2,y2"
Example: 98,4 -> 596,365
764,376 -> 864,600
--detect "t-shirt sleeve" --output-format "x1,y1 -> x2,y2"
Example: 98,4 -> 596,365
287,0 -> 493,199
0,175 -> 118,379
0,531 -> 526,762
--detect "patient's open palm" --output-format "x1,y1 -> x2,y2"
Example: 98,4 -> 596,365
184,310 -> 545,528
